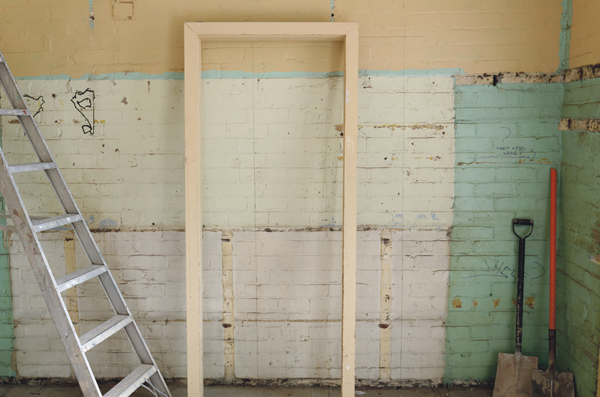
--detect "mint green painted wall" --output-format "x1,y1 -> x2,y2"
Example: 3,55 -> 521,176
445,83 -> 564,382
563,77 -> 600,119
557,77 -> 600,397
0,117 -> 15,378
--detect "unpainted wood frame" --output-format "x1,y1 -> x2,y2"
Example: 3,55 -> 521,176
184,22 -> 359,397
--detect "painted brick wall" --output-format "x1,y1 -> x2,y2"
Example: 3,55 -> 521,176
7,228 -> 449,382
0,0 -> 563,76
0,215 -> 13,377
557,76 -> 600,397
446,81 -> 563,382
1,74 -> 455,382
0,76 -> 454,231
570,0 -> 600,68
0,0 -> 583,387
336,0 -> 563,74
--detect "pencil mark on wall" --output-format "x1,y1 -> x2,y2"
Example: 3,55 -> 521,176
477,146 -> 536,162
23,94 -> 45,118
71,89 -> 95,135
464,257 -> 545,281
501,127 -> 511,142
304,109 -> 332,125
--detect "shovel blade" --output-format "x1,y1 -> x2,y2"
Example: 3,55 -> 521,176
532,369 -> 575,397
493,352 -> 539,397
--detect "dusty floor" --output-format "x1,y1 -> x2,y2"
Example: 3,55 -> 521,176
0,384 -> 493,396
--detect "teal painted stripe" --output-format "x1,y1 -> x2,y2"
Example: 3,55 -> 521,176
558,0 -> 573,72
0,110 -> 15,378
87,0 -> 94,29
14,68 -> 466,81
330,0 -> 335,22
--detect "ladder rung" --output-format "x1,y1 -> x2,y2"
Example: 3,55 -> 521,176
0,225 -> 16,232
103,365 -> 157,397
56,264 -> 108,293
0,109 -> 29,116
8,162 -> 57,173
80,315 -> 133,353
31,214 -> 83,232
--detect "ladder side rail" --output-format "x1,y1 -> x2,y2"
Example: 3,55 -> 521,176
94,270 -> 171,395
14,116 -> 106,267
0,149 -> 103,397
0,75 -> 107,267
0,62 -> 27,109
123,321 -> 171,396
0,63 -> 54,163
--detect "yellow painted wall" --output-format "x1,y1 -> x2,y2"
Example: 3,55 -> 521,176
570,0 -> 600,68
0,0 -> 563,77
336,0 -> 562,74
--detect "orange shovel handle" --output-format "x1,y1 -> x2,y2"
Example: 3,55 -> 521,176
550,168 -> 557,330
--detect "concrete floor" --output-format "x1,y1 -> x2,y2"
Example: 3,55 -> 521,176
0,384 -> 493,397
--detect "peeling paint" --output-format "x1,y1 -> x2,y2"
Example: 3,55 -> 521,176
564,63 -> 600,83
493,298 -> 500,308
455,72 -> 564,86
558,117 -> 600,133
452,297 -> 462,309
525,296 -> 535,310
366,123 -> 446,131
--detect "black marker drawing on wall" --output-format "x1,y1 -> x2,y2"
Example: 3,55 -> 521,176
23,94 -> 45,118
71,89 -> 95,135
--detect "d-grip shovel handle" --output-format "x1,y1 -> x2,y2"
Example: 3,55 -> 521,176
513,218 -> 534,238
513,218 -> 533,353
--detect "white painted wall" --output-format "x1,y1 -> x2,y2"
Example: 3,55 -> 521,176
2,75 -> 454,383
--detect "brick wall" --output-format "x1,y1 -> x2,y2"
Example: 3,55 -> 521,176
446,80 -> 563,382
570,0 -> 600,68
0,76 -> 454,230
2,74 -> 455,383
0,0 -> 563,76
0,0 -> 590,387
557,75 -> 600,397
8,228 -> 449,382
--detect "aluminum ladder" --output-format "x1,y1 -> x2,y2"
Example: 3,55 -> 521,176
0,51 -> 171,397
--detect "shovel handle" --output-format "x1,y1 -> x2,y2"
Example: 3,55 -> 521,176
550,169 -> 557,331
513,218 -> 533,353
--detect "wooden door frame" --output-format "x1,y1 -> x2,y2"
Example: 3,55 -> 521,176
184,21 -> 359,397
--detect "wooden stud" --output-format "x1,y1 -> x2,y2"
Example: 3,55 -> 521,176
183,22 -> 359,397
184,23 -> 203,397
341,24 -> 358,397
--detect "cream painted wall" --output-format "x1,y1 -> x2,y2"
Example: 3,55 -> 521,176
1,76 -> 454,230
2,74 -> 454,381
0,0 -> 563,77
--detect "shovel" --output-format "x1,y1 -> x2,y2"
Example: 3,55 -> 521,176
493,218 -> 539,397
531,169 -> 574,396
